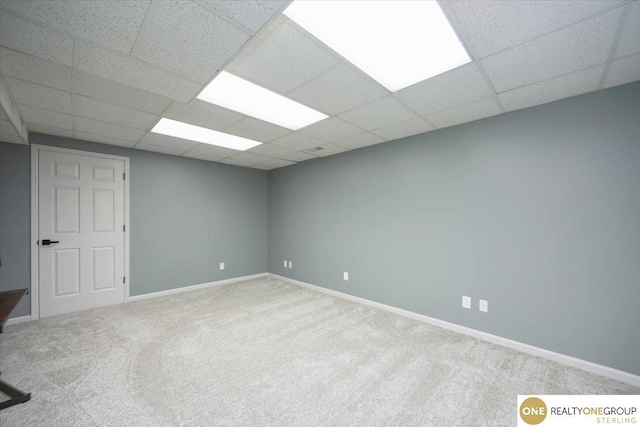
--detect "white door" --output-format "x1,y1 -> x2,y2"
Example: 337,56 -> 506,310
38,149 -> 126,317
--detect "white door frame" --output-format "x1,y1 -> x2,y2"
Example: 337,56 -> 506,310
30,144 -> 130,320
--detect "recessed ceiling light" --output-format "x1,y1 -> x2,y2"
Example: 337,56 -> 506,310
151,118 -> 262,151
197,71 -> 328,130
283,1 -> 471,92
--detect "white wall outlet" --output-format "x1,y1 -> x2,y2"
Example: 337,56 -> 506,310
343,272 -> 349,281
284,260 -> 287,267
479,299 -> 488,313
288,261 -> 292,268
219,262 -> 225,270
462,296 -> 471,309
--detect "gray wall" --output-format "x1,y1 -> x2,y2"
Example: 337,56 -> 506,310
0,133 -> 268,316
0,142 -> 31,317
268,83 -> 640,376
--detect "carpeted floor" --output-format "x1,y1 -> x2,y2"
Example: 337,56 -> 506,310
1,277 -> 637,426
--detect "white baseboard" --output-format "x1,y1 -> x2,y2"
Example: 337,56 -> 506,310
269,273 -> 640,388
128,273 -> 268,302
5,315 -> 32,327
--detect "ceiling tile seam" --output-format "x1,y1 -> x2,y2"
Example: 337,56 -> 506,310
128,1 -> 160,58
467,1 -> 628,62
332,134 -> 377,149
598,2 -> 633,89
184,0 -> 294,105
493,62 -> 609,97
282,15 -> 394,96
194,1 -> 258,37
438,2 -> 505,113
0,47 -> 74,90
131,96 -> 179,149
74,38 -> 206,86
0,6 -> 209,86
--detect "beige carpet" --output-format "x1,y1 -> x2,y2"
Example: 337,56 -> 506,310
1,277 -> 637,426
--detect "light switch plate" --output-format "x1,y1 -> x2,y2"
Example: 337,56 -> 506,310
462,296 -> 471,309
479,299 -> 488,313
284,260 -> 288,267
344,272 -> 349,281
288,261 -> 292,268
219,262 -> 225,270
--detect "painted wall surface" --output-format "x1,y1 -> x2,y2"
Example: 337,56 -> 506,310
0,142 -> 31,316
0,134 -> 268,317
268,83 -> 640,376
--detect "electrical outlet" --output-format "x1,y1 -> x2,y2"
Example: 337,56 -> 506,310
284,260 -> 287,268
479,299 -> 488,313
462,296 -> 471,309
219,262 -> 225,270
343,272 -> 349,281
288,261 -> 292,268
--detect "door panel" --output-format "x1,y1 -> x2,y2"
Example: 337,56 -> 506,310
39,149 -> 125,317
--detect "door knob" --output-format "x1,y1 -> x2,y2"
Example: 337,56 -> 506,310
41,239 -> 59,246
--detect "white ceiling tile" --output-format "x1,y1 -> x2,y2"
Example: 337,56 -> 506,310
449,1 -> 623,58
297,117 -> 363,143
281,151 -> 318,162
74,40 -> 201,102
189,143 -> 240,158
0,10 -> 73,66
5,77 -> 71,114
287,64 -> 388,115
134,1 -> 250,83
164,100 -> 244,130
339,96 -> 416,131
395,63 -> 493,116
0,108 -> 8,121
372,117 -> 436,141
226,152 -> 272,164
26,123 -> 73,138
270,132 -> 326,151
499,66 -> 604,112
228,16 -> 340,93
200,1 -> 287,33
74,95 -> 157,130
136,143 -> 187,155
1,1 -> 150,54
615,1 -> 640,58
74,131 -> 137,148
73,71 -> 171,114
138,132 -> 199,152
75,117 -> 145,141
334,132 -> 385,150
19,104 -> 72,129
305,143 -> 348,158
0,47 -> 71,91
224,117 -> 291,142
182,151 -> 224,162
253,158 -> 296,170
246,143 -> 294,158
222,158 -> 255,167
426,97 -> 502,129
482,8 -> 622,93
604,54 -> 640,89
0,119 -> 19,137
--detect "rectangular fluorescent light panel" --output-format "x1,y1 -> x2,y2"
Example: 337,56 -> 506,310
197,72 -> 328,130
284,1 -> 471,92
151,118 -> 262,151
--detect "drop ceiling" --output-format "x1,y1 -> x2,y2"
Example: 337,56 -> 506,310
0,0 -> 638,170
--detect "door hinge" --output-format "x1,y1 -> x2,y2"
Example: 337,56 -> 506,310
123,172 -> 126,180
123,224 -> 126,232
123,276 -> 126,284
